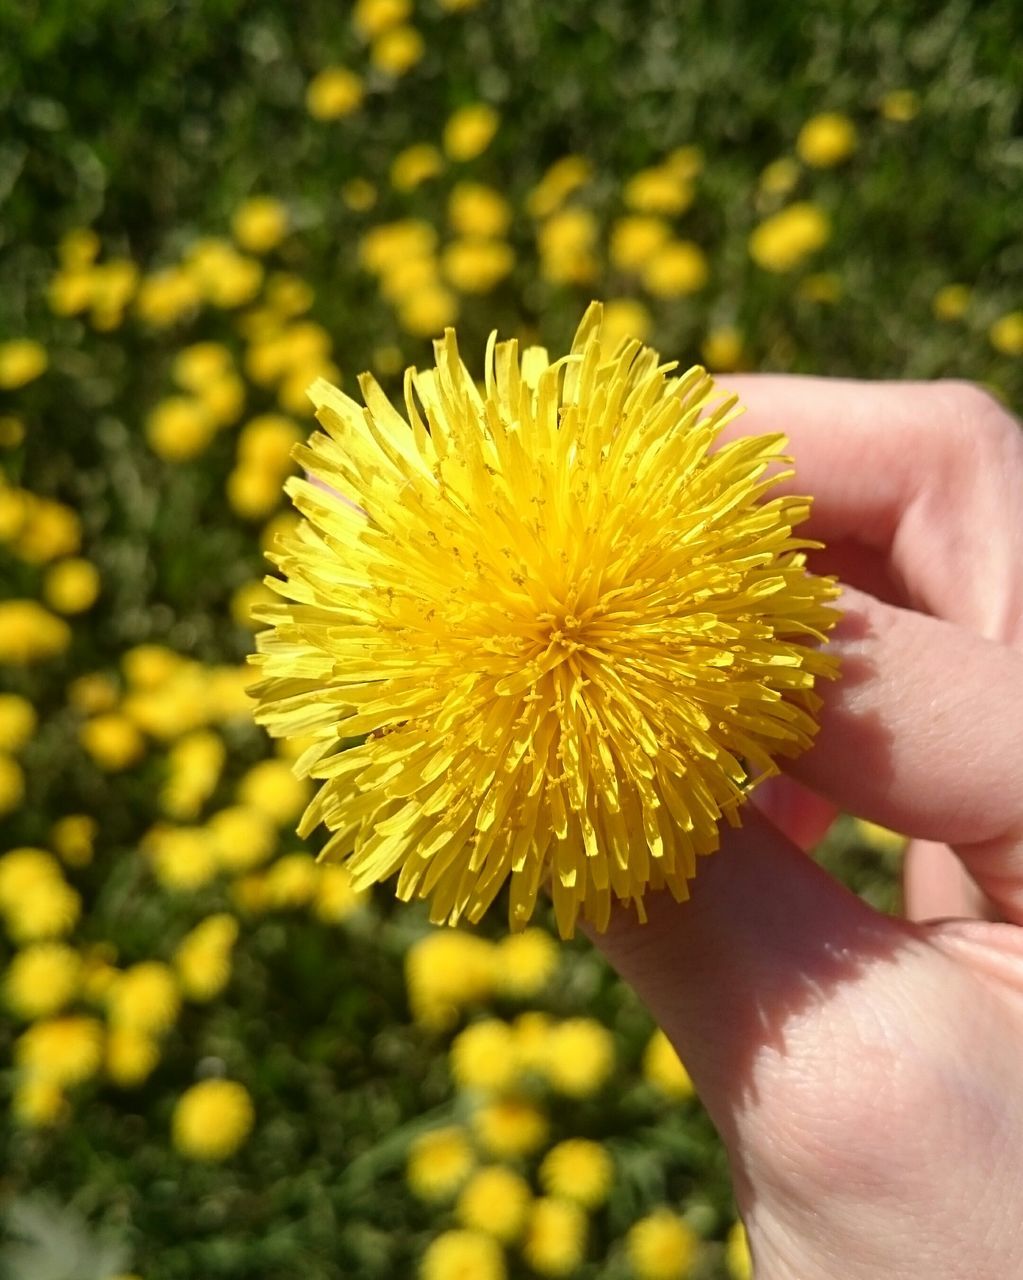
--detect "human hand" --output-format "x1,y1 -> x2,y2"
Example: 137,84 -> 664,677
592,379 -> 1023,1279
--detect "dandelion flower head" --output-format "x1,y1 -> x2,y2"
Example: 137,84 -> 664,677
251,303 -> 838,936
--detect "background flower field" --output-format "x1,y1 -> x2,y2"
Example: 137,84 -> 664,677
1,1 -> 1020,1277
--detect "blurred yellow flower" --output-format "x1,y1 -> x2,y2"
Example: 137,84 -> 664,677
306,66 -> 364,120
0,693 -> 36,753
932,283 -> 971,322
623,166 -> 693,216
207,804 -> 277,872
527,156 -> 592,219
185,238 -> 263,308
0,847 -> 63,905
522,1197 -> 587,1277
391,144 -> 445,191
146,396 -> 216,461
398,286 -> 460,338
627,1211 -> 699,1280
880,89 -> 920,123
796,112 -> 857,167
50,814 -> 98,868
456,1166 -> 532,1243
546,1018 -> 615,1097
1,872 -> 80,944
107,961 -> 181,1034
80,713 -> 145,772
106,1026 -> 161,1087
539,1139 -> 613,1209
266,273 -> 315,316
161,730 -> 226,820
442,239 -> 515,293
172,1079 -> 254,1160
609,216 -> 671,273
407,1126 -> 476,1201
642,1028 -> 694,1099
12,1077 -> 67,1126
512,1011 -> 554,1074
439,0 -> 480,9
145,824 -> 220,891
123,644 -> 182,688
448,183 -> 512,238
16,1015 -> 104,1085
175,913 -> 238,1000
444,103 -> 500,161
341,178 -> 378,212
360,218 -> 438,272
450,1019 -> 519,1093
238,414 -> 302,472
227,465 -> 282,520
58,227 -> 101,267
232,196 -> 289,254
405,931 -> 496,1029
666,145 -> 703,180
236,758 -> 310,824
989,310 -> 1023,357
3,942 -> 82,1020
312,862 -> 367,923
278,361 -> 341,416
14,496 -> 82,564
171,341 -> 232,390
749,202 -> 830,272
89,259 -> 139,328
199,372 -> 246,426
599,297 -> 652,349
43,557 -> 100,614
493,928 -> 558,999
537,207 -> 599,284
0,339 -> 47,389
0,754 -> 25,816
353,0 -> 410,38
0,601 -> 71,664
231,578 -> 277,630
725,1220 -> 752,1279
135,267 -> 202,327
472,1095 -> 548,1159
264,852 -> 320,909
371,25 -> 424,76
642,240 -> 709,296
420,1230 -> 506,1280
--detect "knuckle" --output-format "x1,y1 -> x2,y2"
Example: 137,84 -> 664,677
938,380 -> 1020,451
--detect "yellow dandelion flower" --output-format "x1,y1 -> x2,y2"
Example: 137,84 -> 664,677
539,1139 -> 613,1209
174,913 -> 238,1000
407,1125 -> 476,1201
609,216 -> 671,273
420,1230 -> 506,1280
199,372 -> 246,426
493,928 -> 558,998
522,1197 -> 587,1277
353,0 -> 410,38
43,557 -> 100,614
666,146 -> 703,180
450,1018 -> 519,1093
59,227 -> 101,267
0,600 -> 71,664
599,298 -> 652,350
146,396 -> 216,462
106,1026 -> 161,1087
231,579 -> 277,631
0,847 -> 62,906
171,341 -> 232,390
642,1028 -> 694,1099
0,694 -> 36,753
626,1210 -> 699,1280
512,1010 -> 554,1074
50,814 -> 97,868
266,273 -> 315,316
443,103 -> 500,162
107,961 -> 181,1035
3,942 -> 82,1020
472,1095 -> 548,1159
546,1017 -> 614,1097
442,239 -> 515,294
135,267 -> 202,327
880,89 -> 920,123
406,931 -> 496,1029
4,875 -> 81,944
227,465 -> 283,520
80,713 -> 145,772
370,25 -> 424,76
758,156 -> 800,197
263,852 -> 320,908
207,804 -> 277,872
232,196 -> 288,254
14,496 -> 81,564
0,339 -> 48,389
391,144 -> 445,192
989,310 -> 1023,357
236,757 -> 310,824
312,862 -> 368,923
145,824 -> 220,891
526,156 -> 593,219
341,178 -> 377,212
457,1165 -> 532,1243
537,208 -> 599,284
448,183 -> 512,239
306,66 -> 363,120
932,283 -> 971,322
725,1220 -> 752,1280
0,755 -> 24,816
161,730 -> 226,820
172,1078 -> 254,1160
795,112 -> 857,167
12,1076 -> 67,1126
16,1015 -> 104,1086
701,327 -> 744,372
642,241 -> 709,297
398,286 -> 460,338
623,167 -> 693,216
749,202 -> 830,273
250,304 -> 838,936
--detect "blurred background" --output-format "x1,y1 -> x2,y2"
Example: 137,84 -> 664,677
0,1 -> 1020,1277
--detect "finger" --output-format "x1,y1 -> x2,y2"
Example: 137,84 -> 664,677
788,586 -> 1023,921
718,376 -> 1023,644
902,839 -> 993,922
751,776 -> 837,852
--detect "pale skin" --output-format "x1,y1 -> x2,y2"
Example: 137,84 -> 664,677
591,380 -> 1023,1280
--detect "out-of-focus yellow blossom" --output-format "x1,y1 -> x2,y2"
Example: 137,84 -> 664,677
135,267 -> 202,327
47,268 -> 93,317
207,804 -> 277,873
146,396 -> 216,462
278,361 -> 341,417
306,66 -> 363,120
398,287 -> 460,338
852,817 -> 907,855
599,297 -> 652,350
443,103 -> 499,161
360,218 -> 438,272
206,663 -> 257,721
3,942 -> 81,1020
391,144 -> 445,191
0,415 -> 25,447
81,943 -> 119,1004
725,1221 -> 752,1279
642,240 -> 708,297
537,208 -> 599,285
174,913 -> 238,1000
472,1095 -> 548,1159
184,238 -> 263,308
161,730 -> 226,820
121,664 -> 208,739
0,694 -> 35,753
15,1015 -> 104,1086
989,311 -> 1023,357
171,341 -> 232,390
442,239 -> 515,294
341,178 -> 378,211
14,497 -> 82,564
227,465 -> 282,520
173,1079 -> 254,1160
106,1026 -> 161,1087
59,227 -> 101,267
4,874 -> 81,943
107,961 -> 181,1035
457,1166 -> 532,1243
512,1011 -> 553,1075
0,339 -> 47,389
522,1198 -> 587,1277
88,259 -> 139,328
230,871 -> 267,915
932,283 -> 971,321
0,847 -> 62,904
494,928 -> 558,999
624,166 -> 693,216
546,1018 -> 615,1097
421,1230 -> 506,1280
666,145 -> 703,179
540,1140 -> 613,1209
266,273 -> 314,317
378,255 -> 440,304
12,1077 -> 67,1126
643,1028 -> 694,1099
0,485 -> 28,540
197,371 -> 245,427
626,1210 -> 699,1280
261,509 -> 300,555
50,814 -> 97,868
123,644 -> 182,688
263,852 -> 320,909
609,216 -> 671,272
0,754 -> 25,815
796,112 -> 858,167
880,89 -> 920,123
236,758 -> 310,824
232,196 -> 288,254
0,601 -> 70,664
43,557 -> 100,614
353,0 -> 410,37
231,578 -> 276,630
67,671 -> 118,714
80,713 -> 145,772
407,1126 -> 476,1202
797,272 -> 841,304
450,1019 -> 518,1092
448,183 -> 512,238
370,25 -> 424,76
313,863 -> 367,923
238,414 -> 302,471
527,156 -> 592,219
405,930 -> 496,1029
749,202 -> 830,272
701,326 -> 744,371
245,322 -> 333,385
